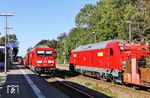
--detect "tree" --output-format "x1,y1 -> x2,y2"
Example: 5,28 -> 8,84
27,47 -> 32,52
35,39 -> 57,49
56,33 -> 67,63
0,34 -> 19,60
0,34 -> 18,45
75,0 -> 143,41
75,4 -> 96,28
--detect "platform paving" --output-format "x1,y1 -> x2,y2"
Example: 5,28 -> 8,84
0,64 -> 69,98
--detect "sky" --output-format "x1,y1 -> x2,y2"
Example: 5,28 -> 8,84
0,0 -> 98,57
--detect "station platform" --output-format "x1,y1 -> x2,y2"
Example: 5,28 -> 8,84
0,64 -> 68,98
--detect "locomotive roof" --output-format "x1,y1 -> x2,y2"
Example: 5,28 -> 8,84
26,45 -> 52,53
74,40 -> 124,52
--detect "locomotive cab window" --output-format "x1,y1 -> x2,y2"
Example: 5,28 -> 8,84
37,51 -> 45,56
110,48 -> 113,56
45,51 -> 53,56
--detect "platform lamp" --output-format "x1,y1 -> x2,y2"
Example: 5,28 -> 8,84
0,13 -> 13,74
4,27 -> 13,42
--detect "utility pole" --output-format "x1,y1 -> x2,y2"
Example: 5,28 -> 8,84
63,40 -> 66,64
5,27 -> 13,63
0,13 -> 13,74
126,21 -> 132,43
4,27 -> 13,42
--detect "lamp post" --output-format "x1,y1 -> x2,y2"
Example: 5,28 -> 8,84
63,40 -> 66,64
0,13 -> 13,74
126,21 -> 132,43
5,27 -> 13,63
4,27 -> 13,42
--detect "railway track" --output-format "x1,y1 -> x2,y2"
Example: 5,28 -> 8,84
54,67 -> 150,97
44,69 -> 108,98
53,78 -> 94,98
56,68 -> 150,91
55,68 -> 78,78
37,66 -> 150,98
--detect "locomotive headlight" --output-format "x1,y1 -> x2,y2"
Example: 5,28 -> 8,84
48,60 -> 54,63
37,60 -> 42,63
122,61 -> 126,69
122,61 -> 126,65
48,60 -> 51,63
51,60 -> 54,63
119,43 -> 125,50
120,46 -> 124,50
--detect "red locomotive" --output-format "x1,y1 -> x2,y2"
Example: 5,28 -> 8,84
24,45 -> 56,75
69,40 -> 150,88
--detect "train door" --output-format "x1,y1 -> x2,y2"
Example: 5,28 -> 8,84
90,51 -> 94,68
84,52 -> 91,67
107,48 -> 114,69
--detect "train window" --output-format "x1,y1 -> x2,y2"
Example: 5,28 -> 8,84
45,51 -> 53,56
0,50 -> 5,62
110,48 -> 113,56
37,51 -> 45,56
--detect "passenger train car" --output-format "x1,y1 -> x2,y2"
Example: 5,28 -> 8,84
0,46 -> 11,68
69,40 -> 150,88
24,45 -> 56,75
0,46 -> 6,68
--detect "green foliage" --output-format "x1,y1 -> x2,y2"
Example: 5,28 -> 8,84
35,39 -> 57,49
58,0 -> 150,63
56,33 -> 67,63
0,34 -> 19,59
146,56 -> 150,67
0,34 -> 18,45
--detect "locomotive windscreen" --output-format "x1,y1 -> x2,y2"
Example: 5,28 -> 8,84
37,50 -> 45,56
45,51 -> 53,56
37,50 -> 53,56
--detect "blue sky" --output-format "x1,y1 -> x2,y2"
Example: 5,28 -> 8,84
0,0 -> 98,56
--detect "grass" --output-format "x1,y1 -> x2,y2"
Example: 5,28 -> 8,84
84,82 -> 117,98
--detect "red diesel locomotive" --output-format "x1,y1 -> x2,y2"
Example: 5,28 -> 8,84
69,40 -> 150,88
24,45 -> 56,75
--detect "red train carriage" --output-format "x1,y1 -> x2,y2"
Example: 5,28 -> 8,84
24,52 -> 30,67
16,56 -> 23,65
24,46 -> 56,75
69,40 -> 150,88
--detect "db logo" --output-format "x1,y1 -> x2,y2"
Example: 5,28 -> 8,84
7,85 -> 19,94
